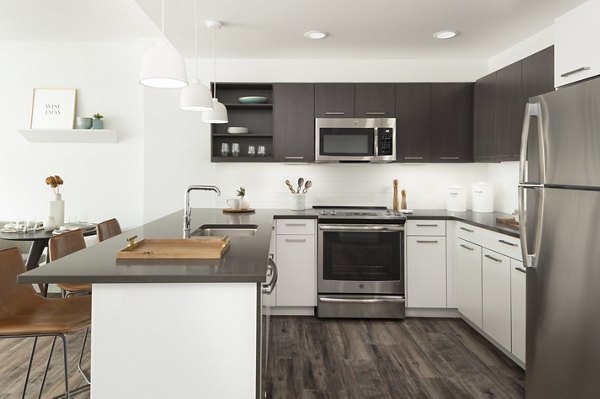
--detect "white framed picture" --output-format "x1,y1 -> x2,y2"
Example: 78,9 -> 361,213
30,88 -> 77,129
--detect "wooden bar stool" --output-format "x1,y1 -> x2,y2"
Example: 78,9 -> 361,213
0,247 -> 91,398
48,230 -> 92,297
96,218 -> 122,242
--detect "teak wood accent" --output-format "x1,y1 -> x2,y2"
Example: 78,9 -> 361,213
116,237 -> 230,260
496,216 -> 520,228
222,208 -> 256,213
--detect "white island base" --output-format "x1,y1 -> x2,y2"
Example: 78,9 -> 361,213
91,283 -> 259,398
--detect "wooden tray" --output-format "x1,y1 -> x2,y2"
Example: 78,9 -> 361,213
222,208 -> 255,213
496,216 -> 519,228
116,237 -> 230,260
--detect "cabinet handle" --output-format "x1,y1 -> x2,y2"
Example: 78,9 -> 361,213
285,238 -> 307,243
285,223 -> 306,227
515,267 -> 527,274
284,156 -> 305,160
460,227 -> 474,233
416,224 -> 438,227
440,156 -> 460,160
561,66 -> 590,77
404,156 -> 424,160
485,254 -> 503,263
325,112 -> 345,115
499,239 -> 518,247
365,112 -> 385,115
416,240 -> 439,244
460,244 -> 474,251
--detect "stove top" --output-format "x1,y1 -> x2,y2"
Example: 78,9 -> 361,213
313,206 -> 407,222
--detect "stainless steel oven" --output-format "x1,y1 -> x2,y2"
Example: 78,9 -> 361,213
315,207 -> 406,319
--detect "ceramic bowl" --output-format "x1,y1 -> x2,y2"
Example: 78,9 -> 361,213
238,96 -> 268,104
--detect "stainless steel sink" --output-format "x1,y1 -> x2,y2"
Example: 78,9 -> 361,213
191,224 -> 258,237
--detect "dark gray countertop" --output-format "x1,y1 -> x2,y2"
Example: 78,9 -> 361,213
406,210 -> 520,238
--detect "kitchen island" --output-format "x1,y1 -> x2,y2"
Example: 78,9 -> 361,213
18,209 -> 313,399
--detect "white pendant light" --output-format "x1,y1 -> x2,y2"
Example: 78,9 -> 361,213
139,0 -> 188,89
180,0 -> 213,110
203,20 -> 228,124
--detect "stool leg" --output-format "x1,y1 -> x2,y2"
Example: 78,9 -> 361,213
59,334 -> 70,399
22,337 -> 38,399
77,328 -> 91,385
38,336 -> 57,399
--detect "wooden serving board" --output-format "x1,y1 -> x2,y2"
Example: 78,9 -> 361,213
496,216 -> 519,228
222,208 -> 255,213
116,237 -> 230,260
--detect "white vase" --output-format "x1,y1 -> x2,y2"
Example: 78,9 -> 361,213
240,196 -> 250,209
49,193 -> 64,228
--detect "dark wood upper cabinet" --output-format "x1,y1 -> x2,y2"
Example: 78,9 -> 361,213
273,83 -> 315,162
522,46 -> 555,101
354,83 -> 396,117
314,83 -> 355,118
474,72 -> 497,162
396,83 -> 430,162
495,61 -> 523,160
430,83 -> 474,162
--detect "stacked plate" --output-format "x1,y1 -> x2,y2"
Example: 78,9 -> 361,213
238,96 -> 268,104
227,127 -> 250,134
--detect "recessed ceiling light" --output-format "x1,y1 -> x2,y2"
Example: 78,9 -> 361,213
433,30 -> 459,40
304,31 -> 328,40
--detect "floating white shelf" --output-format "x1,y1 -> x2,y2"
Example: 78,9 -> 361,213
19,129 -> 118,143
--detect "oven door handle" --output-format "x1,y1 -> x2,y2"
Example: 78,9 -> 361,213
318,224 -> 404,232
319,296 -> 405,304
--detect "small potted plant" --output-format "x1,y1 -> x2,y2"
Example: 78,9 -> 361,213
92,113 -> 104,129
237,187 -> 250,209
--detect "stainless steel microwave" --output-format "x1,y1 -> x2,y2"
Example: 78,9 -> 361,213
315,118 -> 396,163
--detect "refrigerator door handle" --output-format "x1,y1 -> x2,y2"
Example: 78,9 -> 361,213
519,102 -> 545,184
519,185 -> 545,268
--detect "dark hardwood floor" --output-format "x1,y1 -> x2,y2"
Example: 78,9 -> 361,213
0,317 -> 524,398
266,317 -> 525,399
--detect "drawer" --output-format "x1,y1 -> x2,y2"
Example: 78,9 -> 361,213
484,231 -> 522,261
406,220 -> 446,236
455,222 -> 486,245
276,219 -> 315,235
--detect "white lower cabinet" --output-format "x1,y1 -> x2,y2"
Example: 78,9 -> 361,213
455,238 -> 483,328
482,249 -> 511,350
275,234 -> 316,307
511,259 -> 526,364
406,236 -> 446,308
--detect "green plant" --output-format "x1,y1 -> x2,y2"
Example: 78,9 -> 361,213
236,187 -> 246,197
93,113 -> 104,119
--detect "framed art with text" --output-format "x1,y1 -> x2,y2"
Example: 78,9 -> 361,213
30,88 -> 77,129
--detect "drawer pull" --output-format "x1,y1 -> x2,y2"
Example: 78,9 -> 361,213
365,112 -> 386,115
416,240 -> 439,244
561,66 -> 590,78
499,239 -> 518,247
485,254 -> 503,263
285,223 -> 306,227
460,244 -> 474,251
404,156 -> 424,160
416,224 -> 438,227
285,156 -> 305,160
325,112 -> 345,115
515,267 -> 527,274
440,156 -> 460,160
460,227 -> 474,233
285,238 -> 307,243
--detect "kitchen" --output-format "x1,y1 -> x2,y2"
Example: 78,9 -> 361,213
1,0 -> 599,398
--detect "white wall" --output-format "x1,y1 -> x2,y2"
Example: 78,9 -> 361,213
0,40 -> 145,228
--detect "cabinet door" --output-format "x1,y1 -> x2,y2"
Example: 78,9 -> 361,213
275,234 -> 316,307
396,83 -> 430,162
511,259 -> 526,364
522,46 -> 554,100
555,1 -> 600,87
473,72 -> 496,162
430,83 -> 473,162
354,83 -> 395,118
273,83 -> 315,162
494,61 -> 522,161
315,83 -> 354,118
406,236 -> 446,308
482,249 -> 511,350
455,238 -> 482,328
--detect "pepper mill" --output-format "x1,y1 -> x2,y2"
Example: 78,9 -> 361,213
392,179 -> 399,211
401,189 -> 407,210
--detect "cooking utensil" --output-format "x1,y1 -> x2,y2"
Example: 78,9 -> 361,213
285,180 -> 296,194
302,180 -> 312,194
297,177 -> 304,193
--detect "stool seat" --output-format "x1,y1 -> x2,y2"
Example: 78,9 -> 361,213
57,282 -> 92,294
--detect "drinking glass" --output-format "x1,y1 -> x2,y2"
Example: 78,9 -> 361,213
258,145 -> 266,156
221,142 -> 229,157
231,143 -> 240,157
247,145 -> 256,156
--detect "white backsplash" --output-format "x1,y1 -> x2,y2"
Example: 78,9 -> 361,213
486,162 -> 520,214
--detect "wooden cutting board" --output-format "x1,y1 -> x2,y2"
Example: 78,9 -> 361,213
116,237 -> 230,260
496,216 -> 519,228
222,208 -> 255,213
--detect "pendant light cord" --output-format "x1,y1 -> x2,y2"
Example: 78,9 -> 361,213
213,25 -> 217,99
194,0 -> 198,80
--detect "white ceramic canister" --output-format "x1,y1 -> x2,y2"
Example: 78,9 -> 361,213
290,194 -> 305,211
472,182 -> 494,213
447,186 -> 467,212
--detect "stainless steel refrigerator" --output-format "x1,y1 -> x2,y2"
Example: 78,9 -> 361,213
519,76 -> 600,398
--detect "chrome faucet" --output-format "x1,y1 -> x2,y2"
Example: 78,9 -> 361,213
183,185 -> 221,237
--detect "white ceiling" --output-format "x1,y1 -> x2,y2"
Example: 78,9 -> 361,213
0,0 -> 587,59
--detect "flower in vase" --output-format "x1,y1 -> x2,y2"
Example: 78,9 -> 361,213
45,175 -> 64,194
